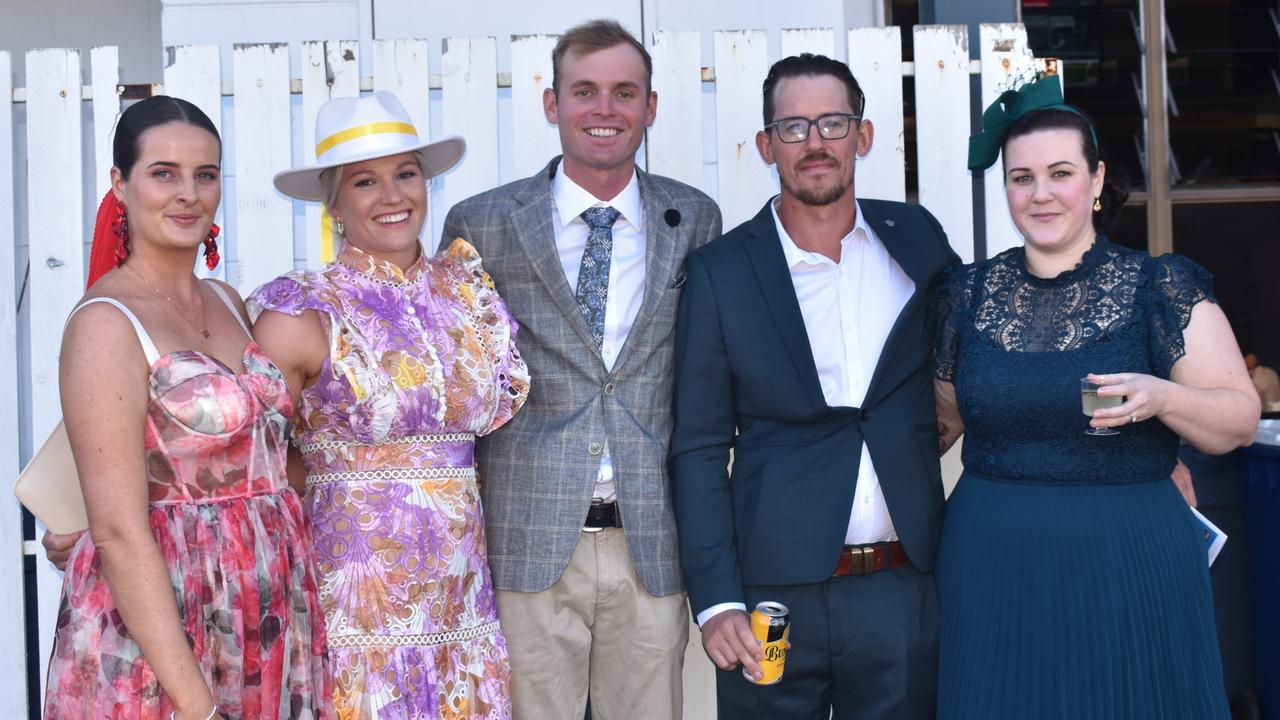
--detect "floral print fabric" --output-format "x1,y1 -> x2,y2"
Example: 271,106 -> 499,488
249,239 -> 529,719
44,342 -> 331,719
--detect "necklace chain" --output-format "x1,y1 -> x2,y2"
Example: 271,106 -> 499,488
125,264 -> 211,339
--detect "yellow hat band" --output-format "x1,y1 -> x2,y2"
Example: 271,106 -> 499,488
315,121 -> 418,158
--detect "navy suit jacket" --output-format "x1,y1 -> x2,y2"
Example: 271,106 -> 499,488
669,197 -> 960,614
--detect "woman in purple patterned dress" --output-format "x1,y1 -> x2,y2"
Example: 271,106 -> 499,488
249,92 -> 528,718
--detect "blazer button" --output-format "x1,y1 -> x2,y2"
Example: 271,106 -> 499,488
604,382 -> 615,396
858,408 -> 871,422
588,442 -> 603,455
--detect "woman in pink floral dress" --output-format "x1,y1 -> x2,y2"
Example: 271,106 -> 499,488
250,92 -> 528,718
44,97 -> 330,719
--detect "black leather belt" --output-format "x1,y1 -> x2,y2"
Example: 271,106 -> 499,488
583,501 -> 621,532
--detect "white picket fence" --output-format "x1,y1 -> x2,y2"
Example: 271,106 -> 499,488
2,24 -> 1042,714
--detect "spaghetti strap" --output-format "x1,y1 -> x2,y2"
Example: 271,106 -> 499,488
66,298 -> 162,366
204,280 -> 253,339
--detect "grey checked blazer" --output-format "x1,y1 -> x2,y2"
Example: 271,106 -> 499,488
440,158 -> 722,596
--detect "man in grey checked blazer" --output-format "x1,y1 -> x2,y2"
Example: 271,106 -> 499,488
439,20 -> 721,720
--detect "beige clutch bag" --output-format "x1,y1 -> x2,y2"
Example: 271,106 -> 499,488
13,420 -> 88,534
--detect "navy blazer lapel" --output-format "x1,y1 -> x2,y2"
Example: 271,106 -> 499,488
859,200 -> 931,402
511,158 -> 601,355
742,200 -> 827,410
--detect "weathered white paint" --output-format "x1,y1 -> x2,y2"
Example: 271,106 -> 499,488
162,44 -> 226,280
302,40 -> 359,266
441,37 -> 500,231
509,34 -> 560,179
979,23 -> 1037,258
373,39 -> 433,244
913,25 -> 975,263
25,48 -> 86,700
713,30 -> 772,229
647,31 -> 703,190
847,26 -> 905,203
0,49 -> 29,715
780,27 -> 836,59
90,47 -> 120,201
232,43 -> 294,293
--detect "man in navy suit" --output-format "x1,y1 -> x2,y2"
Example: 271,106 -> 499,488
670,53 -> 959,718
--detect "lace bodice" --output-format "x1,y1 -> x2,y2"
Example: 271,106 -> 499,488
932,237 -> 1214,484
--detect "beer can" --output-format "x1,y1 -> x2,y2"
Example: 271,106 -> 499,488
744,601 -> 789,685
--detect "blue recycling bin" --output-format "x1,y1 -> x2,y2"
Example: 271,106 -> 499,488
1242,437 -> 1280,720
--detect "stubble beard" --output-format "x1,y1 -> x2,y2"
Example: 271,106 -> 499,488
781,153 -> 854,207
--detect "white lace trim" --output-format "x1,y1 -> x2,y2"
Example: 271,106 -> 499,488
327,620 -> 501,649
306,465 -> 476,488
298,432 -> 475,455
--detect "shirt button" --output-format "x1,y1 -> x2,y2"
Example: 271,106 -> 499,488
604,383 -> 615,396
406,305 -> 417,315
588,442 -> 603,456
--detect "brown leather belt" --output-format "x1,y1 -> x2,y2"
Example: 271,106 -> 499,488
833,541 -> 911,577
583,501 -> 621,532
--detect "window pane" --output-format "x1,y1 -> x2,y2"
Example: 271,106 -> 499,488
1166,0 -> 1280,185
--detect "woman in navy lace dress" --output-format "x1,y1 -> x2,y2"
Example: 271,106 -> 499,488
932,78 -> 1260,718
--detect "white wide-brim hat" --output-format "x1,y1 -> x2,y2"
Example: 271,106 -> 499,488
273,90 -> 465,202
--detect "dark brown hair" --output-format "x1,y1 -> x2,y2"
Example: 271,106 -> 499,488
761,53 -> 865,127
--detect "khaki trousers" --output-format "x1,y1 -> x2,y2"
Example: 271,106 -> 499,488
496,528 -> 688,720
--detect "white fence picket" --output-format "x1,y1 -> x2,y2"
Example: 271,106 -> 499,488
713,30 -> 772,229
373,40 -> 433,245
781,27 -> 836,59
848,26 -> 906,203
441,37 -> 499,233
979,23 -> 1037,258
163,45 -> 225,280
232,43 -> 293,293
913,25 -> 975,263
0,50 -> 28,714
302,40 -> 359,267
26,48 -> 86,699
510,34 -> 560,179
647,31 -> 703,190
90,47 -> 120,202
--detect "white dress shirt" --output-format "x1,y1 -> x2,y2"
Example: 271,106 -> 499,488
552,168 -> 646,502
697,198 -> 915,627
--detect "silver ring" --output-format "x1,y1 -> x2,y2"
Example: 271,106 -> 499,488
1129,413 -> 1138,424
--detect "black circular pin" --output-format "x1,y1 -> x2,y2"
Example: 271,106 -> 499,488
664,209 -> 681,227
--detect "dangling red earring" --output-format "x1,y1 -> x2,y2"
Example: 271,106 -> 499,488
204,223 -> 221,271
112,203 -> 130,265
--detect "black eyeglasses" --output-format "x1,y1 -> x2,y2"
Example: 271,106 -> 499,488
764,113 -> 860,143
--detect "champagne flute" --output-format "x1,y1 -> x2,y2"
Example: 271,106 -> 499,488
1081,378 -> 1122,436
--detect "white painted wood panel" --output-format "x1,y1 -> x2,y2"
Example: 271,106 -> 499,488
302,40 -> 359,267
232,43 -> 294,293
373,39 -> 433,244
647,31 -> 702,190
979,23 -> 1037,258
780,27 -> 836,60
441,37 -> 499,232
90,47 -> 120,202
913,25 -> 975,263
163,45 -> 226,280
25,48 -> 86,700
509,34 -> 560,180
0,49 -> 29,716
847,26 -> 905,203
713,30 -> 772,229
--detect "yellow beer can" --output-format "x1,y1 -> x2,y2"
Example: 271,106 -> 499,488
744,601 -> 789,685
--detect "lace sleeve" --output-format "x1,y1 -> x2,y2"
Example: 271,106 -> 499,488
930,265 -> 972,382
1147,253 -> 1216,378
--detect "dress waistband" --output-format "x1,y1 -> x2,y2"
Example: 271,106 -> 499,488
961,468 -> 1173,486
298,432 -> 476,455
326,619 -> 501,650
306,464 -> 476,489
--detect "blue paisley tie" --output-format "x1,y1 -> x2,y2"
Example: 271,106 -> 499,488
575,206 -> 621,349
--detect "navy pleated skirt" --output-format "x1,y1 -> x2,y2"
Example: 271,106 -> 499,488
937,471 -> 1229,719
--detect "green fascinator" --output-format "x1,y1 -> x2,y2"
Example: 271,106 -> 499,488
967,75 -> 1096,171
